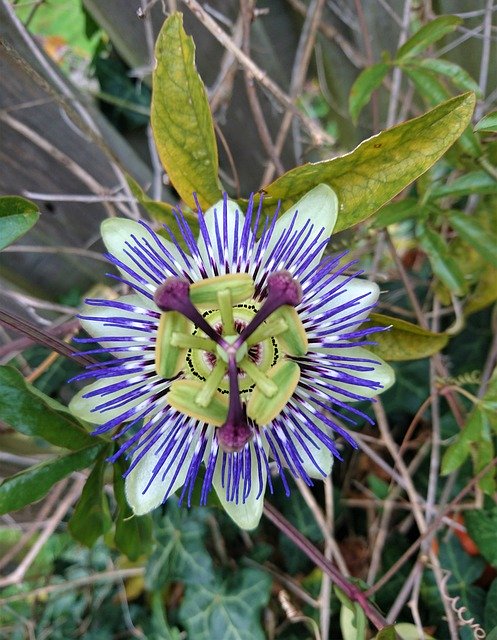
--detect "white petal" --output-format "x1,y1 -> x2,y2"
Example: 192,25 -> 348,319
261,184 -> 338,270
79,294 -> 158,355
289,428 -> 334,479
125,430 -> 199,515
69,375 -> 165,425
310,345 -> 395,400
304,276 -> 380,332
197,198 -> 244,274
101,218 -> 188,281
212,443 -> 266,530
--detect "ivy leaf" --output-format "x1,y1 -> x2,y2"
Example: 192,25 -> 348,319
396,15 -> 462,61
0,196 -> 39,251
465,507 -> 497,566
448,210 -> 497,268
349,62 -> 389,124
146,504 -> 215,590
68,452 -> 112,547
0,444 -> 104,515
262,93 -> 475,232
417,225 -> 467,295
151,13 -> 223,209
0,366 -> 96,450
179,568 -> 271,640
113,458 -> 153,561
366,313 -> 449,361
485,580 -> 497,631
474,110 -> 497,133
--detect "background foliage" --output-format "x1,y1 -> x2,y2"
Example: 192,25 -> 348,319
1,1 -> 497,639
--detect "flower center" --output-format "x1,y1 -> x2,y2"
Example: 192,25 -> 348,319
153,272 -> 307,452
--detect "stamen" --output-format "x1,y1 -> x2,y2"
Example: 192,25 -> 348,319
217,289 -> 235,335
217,355 -> 253,453
235,271 -> 302,346
238,358 -> 278,397
154,277 -> 227,347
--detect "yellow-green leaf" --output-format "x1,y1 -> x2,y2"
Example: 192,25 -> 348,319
474,110 -> 497,133
261,93 -> 475,232
366,313 -> 449,361
0,196 -> 40,251
151,13 -> 223,209
464,265 -> 497,316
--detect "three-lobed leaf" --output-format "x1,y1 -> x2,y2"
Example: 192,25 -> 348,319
0,196 -> 40,251
151,13 -> 222,209
366,313 -> 449,361
262,93 -> 475,232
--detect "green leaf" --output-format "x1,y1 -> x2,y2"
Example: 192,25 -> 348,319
441,406 -> 483,475
370,197 -> 423,228
417,225 -> 467,295
366,313 -> 449,361
0,196 -> 40,251
68,452 -> 112,546
0,444 -> 104,514
0,366 -> 96,450
113,458 -> 153,561
372,626 -> 397,640
416,58 -> 482,96
448,210 -> 497,268
430,170 -> 497,200
396,15 -> 462,61
487,626 -> 497,640
465,507 -> 497,566
340,601 -> 367,640
485,580 -> 497,632
349,62 -> 389,124
179,568 -> 271,640
151,13 -> 222,209
474,110 -> 497,133
262,93 -> 475,232
146,504 -> 215,590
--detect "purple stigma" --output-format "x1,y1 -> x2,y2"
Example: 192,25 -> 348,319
154,277 -> 227,347
235,270 -> 302,346
218,355 -> 253,453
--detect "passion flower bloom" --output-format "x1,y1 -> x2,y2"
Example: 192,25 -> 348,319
70,185 -> 394,529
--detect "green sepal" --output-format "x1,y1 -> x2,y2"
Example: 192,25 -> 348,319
190,273 -> 254,308
247,360 -> 300,424
155,311 -> 189,378
271,306 -> 308,356
167,379 -> 228,426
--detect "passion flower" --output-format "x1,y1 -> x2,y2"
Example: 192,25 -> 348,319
70,185 -> 394,529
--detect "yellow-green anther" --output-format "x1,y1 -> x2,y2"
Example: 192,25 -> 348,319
246,360 -> 301,424
190,273 -> 254,307
217,289 -> 235,334
195,361 -> 227,408
246,317 -> 289,346
271,306 -> 308,356
171,332 -> 217,352
167,379 -> 228,426
155,311 -> 189,378
239,358 -> 278,398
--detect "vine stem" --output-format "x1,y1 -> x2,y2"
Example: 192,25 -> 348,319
263,501 -> 387,631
